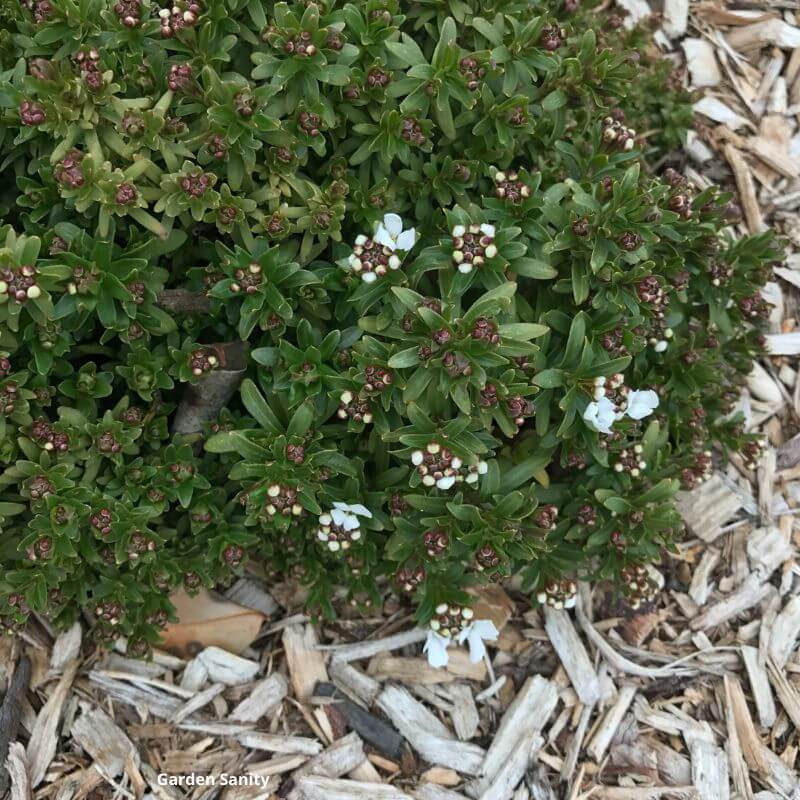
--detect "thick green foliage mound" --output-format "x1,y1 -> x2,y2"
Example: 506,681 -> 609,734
0,0 -> 777,653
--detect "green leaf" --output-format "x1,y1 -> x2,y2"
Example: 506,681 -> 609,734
542,89 -> 567,112
533,369 -> 565,389
386,35 -> 427,67
388,347 -> 421,369
240,379 -> 282,431
287,401 -> 314,436
514,258 -> 557,279
502,451 -> 553,491
498,323 -> 548,340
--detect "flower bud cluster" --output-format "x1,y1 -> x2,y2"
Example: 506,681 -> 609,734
451,223 -> 497,274
0,264 -> 41,303
537,578 -> 577,609
410,442 -> 488,490
428,603 -> 474,638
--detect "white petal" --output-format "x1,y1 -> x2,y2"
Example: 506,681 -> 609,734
626,389 -> 659,420
466,631 -> 487,662
436,475 -> 456,490
583,397 -> 615,433
373,225 -> 396,250
347,503 -> 372,518
362,271 -> 377,283
330,508 -> 347,526
332,502 -> 349,511
423,631 -> 451,668
470,619 -> 499,641
480,223 -> 496,237
456,620 -> 498,663
395,228 -> 416,251
382,213 -> 403,237
342,514 -> 360,531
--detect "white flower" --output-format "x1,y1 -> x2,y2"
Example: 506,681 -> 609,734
457,619 -> 499,662
330,501 -> 372,531
583,396 -> 616,434
626,389 -> 659,420
423,620 -> 499,667
423,631 -> 452,667
374,213 -> 416,252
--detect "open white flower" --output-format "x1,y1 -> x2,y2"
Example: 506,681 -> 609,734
423,618 -> 499,667
348,214 -> 416,283
374,213 -> 416,252
317,502 -> 372,552
423,630 -> 452,668
626,389 -> 659,420
330,502 -> 372,530
457,619 -> 499,663
583,396 -> 616,434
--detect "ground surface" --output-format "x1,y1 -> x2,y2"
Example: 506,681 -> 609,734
2,2 -> 800,799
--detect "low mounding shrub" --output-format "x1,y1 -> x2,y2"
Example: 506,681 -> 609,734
0,0 -> 777,658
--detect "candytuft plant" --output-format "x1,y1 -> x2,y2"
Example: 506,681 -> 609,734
0,0 -> 777,660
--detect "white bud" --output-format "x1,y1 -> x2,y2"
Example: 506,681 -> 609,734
452,225 -> 465,238
411,450 -> 424,466
485,244 -> 497,259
